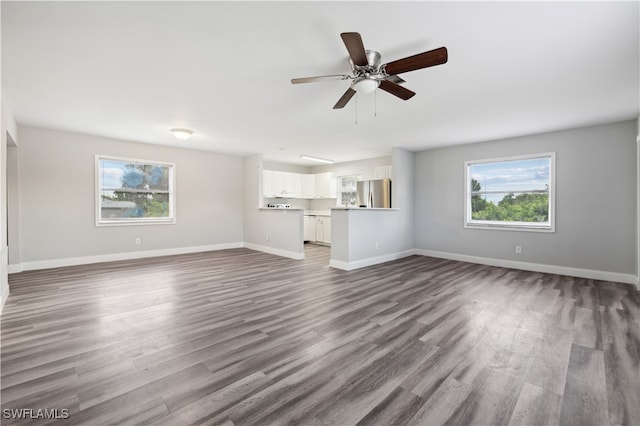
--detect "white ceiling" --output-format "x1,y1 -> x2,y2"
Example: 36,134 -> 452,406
3,1 -> 638,165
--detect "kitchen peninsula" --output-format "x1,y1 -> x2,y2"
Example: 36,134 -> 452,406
249,149 -> 411,270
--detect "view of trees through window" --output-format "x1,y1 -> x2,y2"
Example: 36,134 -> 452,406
467,155 -> 553,226
98,157 -> 174,223
471,179 -> 549,222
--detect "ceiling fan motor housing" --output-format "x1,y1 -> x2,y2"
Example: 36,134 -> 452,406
349,49 -> 385,93
350,50 -> 383,76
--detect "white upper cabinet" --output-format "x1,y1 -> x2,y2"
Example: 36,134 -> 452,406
273,171 -> 296,197
301,174 -> 316,199
374,165 -> 392,180
315,172 -> 336,199
293,173 -> 303,198
263,170 -> 337,199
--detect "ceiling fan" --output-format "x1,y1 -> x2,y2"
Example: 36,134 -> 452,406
291,32 -> 448,109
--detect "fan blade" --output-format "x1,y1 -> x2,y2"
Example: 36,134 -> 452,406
385,75 -> 406,85
379,79 -> 416,100
383,47 -> 448,75
291,75 -> 351,84
340,32 -> 368,66
333,88 -> 356,109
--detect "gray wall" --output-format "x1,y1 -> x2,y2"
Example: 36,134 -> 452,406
414,120 -> 637,276
16,126 -> 244,264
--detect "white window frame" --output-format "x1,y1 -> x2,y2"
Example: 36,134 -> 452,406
337,174 -> 363,207
464,152 -> 555,232
95,155 -> 176,226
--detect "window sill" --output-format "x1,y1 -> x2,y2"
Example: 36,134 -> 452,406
96,219 -> 176,227
465,222 -> 554,233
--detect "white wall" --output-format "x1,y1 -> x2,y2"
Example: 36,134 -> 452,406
243,154 -> 304,259
330,148 -> 414,270
1,96 -> 18,311
263,161 -> 310,174
636,115 -> 639,288
15,126 -> 244,269
310,155 -> 391,180
414,120 -> 637,282
7,141 -> 19,266
1,0 -> 4,312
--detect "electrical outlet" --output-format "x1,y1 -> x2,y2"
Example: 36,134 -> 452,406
266,234 -> 270,241
135,237 -> 141,245
375,242 -> 379,250
515,246 -> 522,254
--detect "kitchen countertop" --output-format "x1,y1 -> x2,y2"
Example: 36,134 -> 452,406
304,210 -> 331,216
259,207 -> 303,211
332,207 -> 400,211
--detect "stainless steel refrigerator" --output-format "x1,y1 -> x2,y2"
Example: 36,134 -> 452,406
357,179 -> 392,208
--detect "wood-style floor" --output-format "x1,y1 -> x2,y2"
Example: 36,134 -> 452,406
1,244 -> 639,425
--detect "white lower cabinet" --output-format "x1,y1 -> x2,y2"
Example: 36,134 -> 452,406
304,215 -> 331,245
304,216 -> 316,242
321,217 -> 331,244
314,217 -> 331,244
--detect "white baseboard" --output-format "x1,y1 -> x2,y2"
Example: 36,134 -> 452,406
8,243 -> 638,288
10,242 -> 305,273
8,264 -> 22,274
415,249 -> 638,285
330,249 -> 416,271
1,246 -> 9,314
13,242 -> 245,273
243,243 -> 305,260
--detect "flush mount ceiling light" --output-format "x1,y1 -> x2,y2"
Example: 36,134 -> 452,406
301,155 -> 334,164
170,128 -> 193,140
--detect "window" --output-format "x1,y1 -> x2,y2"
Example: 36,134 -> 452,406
96,155 -> 175,226
337,175 -> 363,207
464,153 -> 555,232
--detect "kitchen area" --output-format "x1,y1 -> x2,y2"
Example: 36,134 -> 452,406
246,148 -> 413,270
261,159 -> 393,247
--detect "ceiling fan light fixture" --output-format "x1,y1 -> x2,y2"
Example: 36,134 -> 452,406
171,128 -> 193,140
301,155 -> 334,164
352,77 -> 379,94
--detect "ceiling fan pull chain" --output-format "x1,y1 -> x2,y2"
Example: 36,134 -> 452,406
375,89 -> 377,118
355,93 -> 358,125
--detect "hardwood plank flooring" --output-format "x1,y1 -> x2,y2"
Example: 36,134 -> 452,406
2,244 -> 639,425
